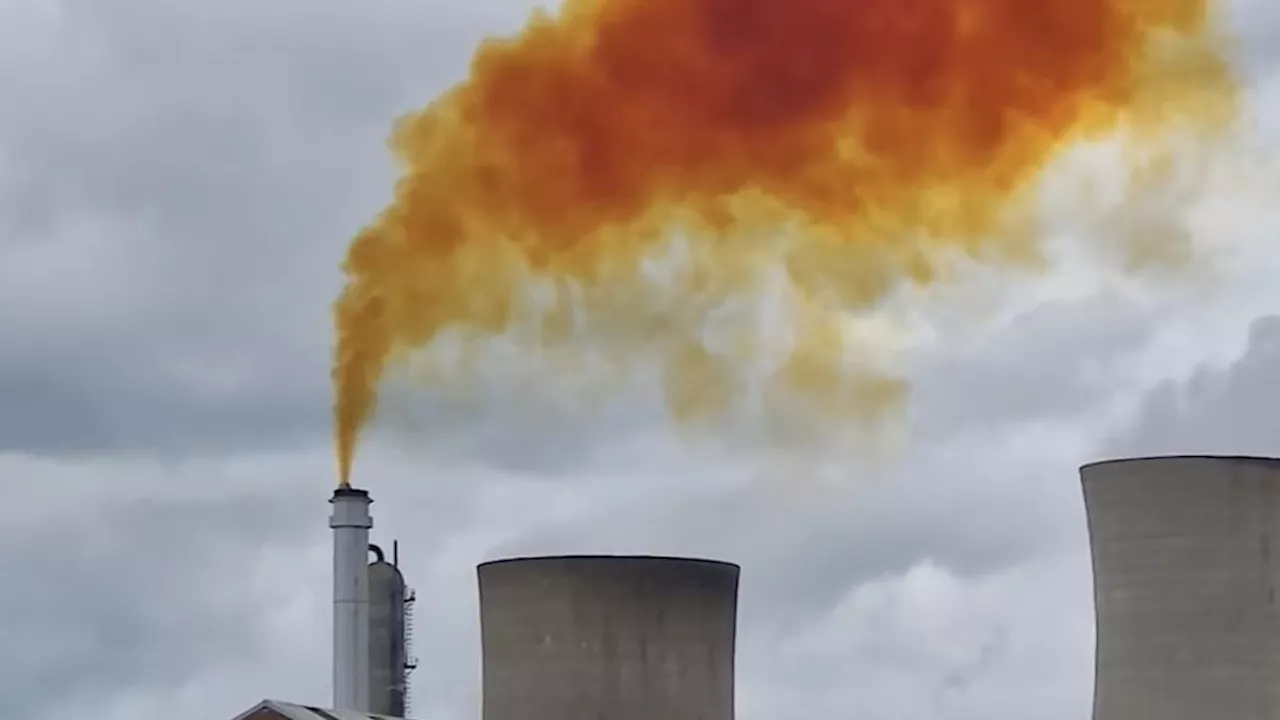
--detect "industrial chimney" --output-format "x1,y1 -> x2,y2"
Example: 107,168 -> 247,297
1082,455 -> 1280,720
329,486 -> 373,712
477,555 -> 739,720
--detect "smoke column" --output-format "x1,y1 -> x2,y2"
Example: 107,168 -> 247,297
332,0 -> 1239,485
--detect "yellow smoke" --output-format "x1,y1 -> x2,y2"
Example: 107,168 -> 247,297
332,0 -> 1239,485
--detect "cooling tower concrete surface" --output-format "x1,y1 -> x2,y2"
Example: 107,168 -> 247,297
1083,455 -> 1280,720
477,555 -> 739,720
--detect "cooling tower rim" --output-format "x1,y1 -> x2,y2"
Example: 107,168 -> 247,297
1080,454 -> 1280,473
477,554 -> 740,571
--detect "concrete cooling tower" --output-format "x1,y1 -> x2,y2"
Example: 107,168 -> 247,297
477,555 -> 739,720
1082,455 -> 1280,720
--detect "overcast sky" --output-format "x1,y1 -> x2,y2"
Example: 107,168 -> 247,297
1,1 -> 1278,719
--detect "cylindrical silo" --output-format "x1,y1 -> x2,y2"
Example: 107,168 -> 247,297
1082,455 -> 1280,720
477,554 -> 739,720
368,555 -> 407,717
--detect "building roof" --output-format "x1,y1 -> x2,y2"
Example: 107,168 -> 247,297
230,699 -> 410,720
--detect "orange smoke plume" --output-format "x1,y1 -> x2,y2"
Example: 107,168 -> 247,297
332,0 -> 1237,485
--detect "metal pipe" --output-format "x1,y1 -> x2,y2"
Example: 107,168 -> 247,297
329,486 -> 373,712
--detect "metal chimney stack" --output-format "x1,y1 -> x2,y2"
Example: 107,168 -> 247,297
1082,455 -> 1280,720
477,555 -> 739,720
329,486 -> 373,712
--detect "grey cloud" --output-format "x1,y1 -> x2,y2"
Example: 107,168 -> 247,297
490,424 -> 1094,642
0,0 -> 508,456
0,324 -> 327,457
1234,0 -> 1280,83
375,373 -> 671,476
737,551 -> 1095,720
1103,314 -> 1280,458
909,293 -> 1164,436
0,471 -> 317,720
